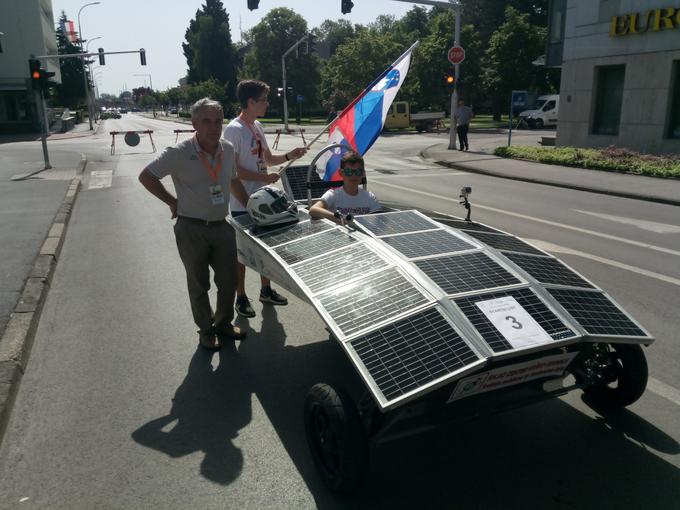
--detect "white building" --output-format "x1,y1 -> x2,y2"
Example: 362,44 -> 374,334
548,0 -> 680,154
0,0 -> 59,133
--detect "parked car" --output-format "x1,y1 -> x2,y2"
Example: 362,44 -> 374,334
169,108 -> 178,114
518,94 -> 559,129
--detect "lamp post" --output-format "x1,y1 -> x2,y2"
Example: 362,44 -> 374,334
133,73 -> 154,115
85,37 -> 101,113
77,1 -> 101,130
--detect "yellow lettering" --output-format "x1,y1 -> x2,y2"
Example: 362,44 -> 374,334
629,11 -> 652,33
653,7 -> 675,31
610,15 -> 629,36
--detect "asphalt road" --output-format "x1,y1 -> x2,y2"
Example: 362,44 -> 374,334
0,115 -> 677,509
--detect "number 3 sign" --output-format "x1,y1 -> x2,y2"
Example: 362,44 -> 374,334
475,296 -> 553,348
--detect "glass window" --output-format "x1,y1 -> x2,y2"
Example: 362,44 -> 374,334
592,65 -> 625,136
396,103 -> 406,114
542,100 -> 556,111
666,61 -> 680,139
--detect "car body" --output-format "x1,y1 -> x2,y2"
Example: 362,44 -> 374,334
519,94 -> 560,129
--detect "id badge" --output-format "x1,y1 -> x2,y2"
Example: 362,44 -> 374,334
257,159 -> 267,172
209,184 -> 225,205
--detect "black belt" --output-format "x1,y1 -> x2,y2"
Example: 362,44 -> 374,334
177,215 -> 226,226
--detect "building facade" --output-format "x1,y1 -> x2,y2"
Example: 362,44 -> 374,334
549,0 -> 680,154
0,0 -> 59,133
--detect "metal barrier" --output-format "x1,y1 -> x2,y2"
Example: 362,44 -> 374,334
173,129 -> 196,143
272,128 -> 306,149
109,130 -> 156,155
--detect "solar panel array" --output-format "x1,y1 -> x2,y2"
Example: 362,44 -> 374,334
355,211 -> 439,236
281,165 -> 327,202
455,287 -> 577,352
434,218 -> 502,234
349,307 -> 480,402
274,228 -> 356,265
547,288 -> 647,337
291,243 -> 389,294
504,253 -> 595,289
317,268 -> 430,337
415,252 -> 522,296
464,231 -> 544,255
381,229 -> 476,259
257,219 -> 333,247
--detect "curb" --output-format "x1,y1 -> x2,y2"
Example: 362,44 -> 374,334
0,154 -> 86,445
421,146 -> 680,207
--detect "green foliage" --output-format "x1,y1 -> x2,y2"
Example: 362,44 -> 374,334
182,0 -> 238,95
493,146 -> 680,178
53,11 -> 87,108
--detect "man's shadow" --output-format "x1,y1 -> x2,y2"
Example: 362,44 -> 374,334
131,341 -> 252,485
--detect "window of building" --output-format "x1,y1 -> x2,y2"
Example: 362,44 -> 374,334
396,103 -> 407,114
666,61 -> 680,139
592,65 -> 625,136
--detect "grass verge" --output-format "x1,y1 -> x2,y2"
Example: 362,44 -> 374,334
493,145 -> 680,178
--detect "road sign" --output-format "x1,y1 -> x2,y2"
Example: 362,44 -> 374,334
296,94 -> 304,103
512,90 -> 529,109
447,45 -> 465,65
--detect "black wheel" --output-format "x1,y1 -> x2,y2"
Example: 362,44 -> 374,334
534,118 -> 544,129
582,343 -> 648,409
304,383 -> 368,494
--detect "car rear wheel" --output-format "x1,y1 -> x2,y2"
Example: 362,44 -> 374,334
304,383 -> 368,494
534,118 -> 544,129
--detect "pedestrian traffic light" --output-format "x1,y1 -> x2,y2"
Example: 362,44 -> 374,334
445,69 -> 456,87
341,0 -> 354,14
41,69 -> 56,89
98,48 -> 105,65
277,87 -> 283,97
247,0 -> 260,10
139,48 -> 147,66
29,59 -> 41,88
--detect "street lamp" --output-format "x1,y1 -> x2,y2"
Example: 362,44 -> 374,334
85,37 -> 102,111
77,1 -> 101,130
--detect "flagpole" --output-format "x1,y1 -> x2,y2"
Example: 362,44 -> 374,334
277,40 -> 419,175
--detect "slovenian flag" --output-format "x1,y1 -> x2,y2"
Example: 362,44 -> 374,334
317,42 -> 417,181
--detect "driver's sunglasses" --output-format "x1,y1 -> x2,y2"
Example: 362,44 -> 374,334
341,167 -> 364,176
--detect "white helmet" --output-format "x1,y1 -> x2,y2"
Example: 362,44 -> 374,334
247,186 -> 298,226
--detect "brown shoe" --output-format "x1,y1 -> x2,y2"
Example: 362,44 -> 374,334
219,326 -> 247,341
198,331 -> 221,351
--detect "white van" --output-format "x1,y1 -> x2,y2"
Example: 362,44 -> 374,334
519,94 -> 559,128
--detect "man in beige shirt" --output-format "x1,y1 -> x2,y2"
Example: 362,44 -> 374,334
139,97 -> 249,351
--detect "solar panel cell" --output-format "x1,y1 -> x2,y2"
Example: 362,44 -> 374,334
381,229 -> 475,259
355,211 -> 439,236
505,253 -> 595,289
465,232 -> 544,255
257,219 -> 333,247
274,229 -> 356,265
350,308 -> 479,401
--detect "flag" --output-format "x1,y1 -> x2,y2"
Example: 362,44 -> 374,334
317,43 -> 416,181
67,20 -> 78,43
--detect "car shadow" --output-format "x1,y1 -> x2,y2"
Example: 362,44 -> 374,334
240,305 -> 680,509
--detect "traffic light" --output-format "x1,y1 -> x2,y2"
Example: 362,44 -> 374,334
247,0 -> 260,10
445,69 -> 456,87
41,69 -> 56,90
277,87 -> 283,97
140,48 -> 147,66
98,48 -> 105,65
341,0 -> 354,14
29,59 -> 41,89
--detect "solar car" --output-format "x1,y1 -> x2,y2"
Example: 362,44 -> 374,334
229,151 -> 653,494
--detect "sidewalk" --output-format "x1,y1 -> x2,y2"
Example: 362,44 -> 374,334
422,142 -> 680,207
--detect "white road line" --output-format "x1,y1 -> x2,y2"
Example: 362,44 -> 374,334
525,239 -> 680,287
88,170 -> 113,189
573,209 -> 680,234
648,378 -> 680,407
369,179 -> 680,258
367,171 -> 469,178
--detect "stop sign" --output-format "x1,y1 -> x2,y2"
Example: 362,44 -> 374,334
448,45 -> 465,65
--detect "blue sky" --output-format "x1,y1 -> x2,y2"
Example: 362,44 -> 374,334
51,0 -> 423,95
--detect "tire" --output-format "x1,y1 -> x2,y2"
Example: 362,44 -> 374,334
582,343 -> 648,409
534,118 -> 544,129
304,383 -> 368,494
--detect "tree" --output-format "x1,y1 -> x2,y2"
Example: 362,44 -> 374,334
483,6 -> 549,119
54,11 -> 87,108
316,19 -> 357,56
182,0 -> 238,96
242,8 -> 320,114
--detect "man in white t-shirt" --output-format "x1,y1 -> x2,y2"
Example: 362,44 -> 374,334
310,151 -> 381,223
223,79 -> 307,319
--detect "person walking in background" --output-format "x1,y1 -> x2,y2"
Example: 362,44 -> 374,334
138,97 -> 249,351
223,79 -> 307,319
454,99 -> 473,151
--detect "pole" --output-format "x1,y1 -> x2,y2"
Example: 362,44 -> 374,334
78,9 -> 94,130
508,93 -> 513,146
282,54 -> 288,131
38,89 -> 52,170
448,4 -> 461,150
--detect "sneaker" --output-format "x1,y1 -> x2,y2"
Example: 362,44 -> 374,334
235,295 -> 256,318
259,286 -> 288,306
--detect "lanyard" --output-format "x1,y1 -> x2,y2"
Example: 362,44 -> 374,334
193,136 -> 223,183
241,118 -> 263,158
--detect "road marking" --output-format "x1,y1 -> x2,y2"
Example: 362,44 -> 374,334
648,377 -> 680,407
368,171 -> 469,178
524,239 -> 680,287
88,170 -> 113,189
573,209 -> 680,234
369,179 -> 680,257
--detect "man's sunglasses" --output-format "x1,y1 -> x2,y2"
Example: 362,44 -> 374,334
341,167 -> 365,176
